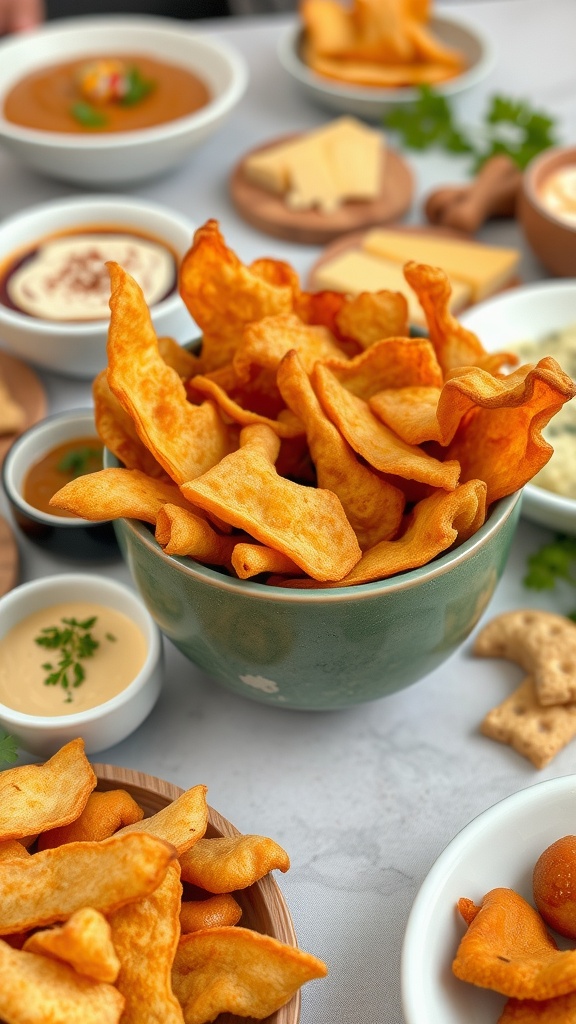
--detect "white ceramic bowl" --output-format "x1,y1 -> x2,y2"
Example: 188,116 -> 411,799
0,194 -> 196,379
0,572 -> 163,757
277,15 -> 493,121
0,15 -> 248,186
460,281 -> 576,536
402,775 -> 576,1024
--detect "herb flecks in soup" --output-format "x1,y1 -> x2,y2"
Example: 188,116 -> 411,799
0,601 -> 147,715
4,54 -> 211,134
24,436 -> 103,517
0,227 -> 177,320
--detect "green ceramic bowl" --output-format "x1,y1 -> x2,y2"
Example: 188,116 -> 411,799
110,478 -> 522,710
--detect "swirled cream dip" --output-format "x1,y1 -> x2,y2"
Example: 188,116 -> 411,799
511,324 -> 576,499
539,166 -> 576,227
2,230 -> 176,321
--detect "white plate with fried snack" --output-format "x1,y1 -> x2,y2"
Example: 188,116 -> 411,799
402,775 -> 576,1024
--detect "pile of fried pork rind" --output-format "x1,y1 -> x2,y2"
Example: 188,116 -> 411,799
0,738 -> 326,1023
52,219 -> 576,589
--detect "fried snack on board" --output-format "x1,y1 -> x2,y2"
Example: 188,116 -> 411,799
23,907 -> 120,984
179,835 -> 290,893
180,894 -> 243,934
37,789 -> 144,850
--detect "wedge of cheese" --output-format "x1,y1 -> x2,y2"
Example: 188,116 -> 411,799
243,117 -> 384,214
312,249 -> 471,326
362,229 -> 519,303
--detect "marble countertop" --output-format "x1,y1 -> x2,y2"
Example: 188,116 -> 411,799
1,2 -> 576,1021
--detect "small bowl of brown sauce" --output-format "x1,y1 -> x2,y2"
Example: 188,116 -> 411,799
0,571 -> 163,756
2,408 -> 119,561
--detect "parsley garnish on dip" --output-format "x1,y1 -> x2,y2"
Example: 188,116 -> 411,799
0,602 -> 147,715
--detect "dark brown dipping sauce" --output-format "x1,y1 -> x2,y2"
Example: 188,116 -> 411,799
24,437 -> 103,517
4,54 -> 211,133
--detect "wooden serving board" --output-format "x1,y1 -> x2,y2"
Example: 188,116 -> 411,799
0,349 -> 47,465
230,132 -> 414,245
0,514 -> 18,598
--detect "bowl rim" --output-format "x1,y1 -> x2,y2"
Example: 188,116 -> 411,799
521,143 -> 576,232
0,193 -> 195,336
0,14 -> 249,151
0,571 -> 162,728
277,13 -> 494,104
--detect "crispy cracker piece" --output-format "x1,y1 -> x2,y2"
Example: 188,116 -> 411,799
172,926 -> 328,1024
0,938 -> 125,1024
231,542 -> 302,579
23,907 -> 120,984
318,335 -> 443,400
50,468 -> 194,525
179,835 -> 290,893
474,610 -> 576,706
93,370 -> 168,480
180,894 -> 242,934
0,738 -> 96,842
115,784 -> 208,857
452,887 -> 576,999
334,290 -> 409,349
499,990 -> 576,1022
0,832 -> 176,934
38,789 -> 145,850
155,504 -> 238,564
233,313 -> 344,386
0,840 -> 30,861
109,861 -> 184,1024
157,337 -> 202,380
186,373 -> 304,439
481,677 -> 576,769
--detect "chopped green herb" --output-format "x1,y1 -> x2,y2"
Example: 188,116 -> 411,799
105,633 -> 117,643
70,101 -> 108,128
57,446 -> 102,479
121,67 -> 155,106
0,732 -> 18,767
383,86 -> 557,171
524,536 -> 576,619
35,616 -> 100,703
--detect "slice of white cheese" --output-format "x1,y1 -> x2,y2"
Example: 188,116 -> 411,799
312,249 -> 471,326
362,229 -> 519,303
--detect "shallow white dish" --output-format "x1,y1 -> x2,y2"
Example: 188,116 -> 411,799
402,775 -> 576,1024
461,281 -> 576,536
0,573 -> 163,757
277,15 -> 493,121
0,14 -> 248,186
0,194 -> 196,379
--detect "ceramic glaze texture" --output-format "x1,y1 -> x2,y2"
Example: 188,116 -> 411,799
113,490 -> 521,710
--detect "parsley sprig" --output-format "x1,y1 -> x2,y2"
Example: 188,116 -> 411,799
57,446 -> 102,479
524,536 -> 576,622
384,86 -> 557,171
35,616 -> 100,703
121,67 -> 155,106
0,732 -> 18,767
70,101 -> 108,129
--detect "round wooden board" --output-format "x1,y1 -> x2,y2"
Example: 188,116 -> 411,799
0,514 -> 18,598
230,133 -> 414,245
93,764 -> 301,1024
0,349 -> 47,465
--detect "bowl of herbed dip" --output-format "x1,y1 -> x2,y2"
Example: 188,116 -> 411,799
0,573 -> 163,756
461,281 -> 576,535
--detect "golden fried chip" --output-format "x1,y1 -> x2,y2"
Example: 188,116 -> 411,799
0,832 -> 175,934
109,861 -> 183,1024
277,349 -> 405,548
172,926 -> 328,1024
334,290 -> 409,348
0,938 -> 125,1024
499,990 -> 576,1022
452,887 -> 576,999
155,504 -> 238,564
187,373 -> 305,439
369,385 -> 442,445
231,542 -> 303,579
115,784 -> 208,857
50,468 -> 194,525
158,337 -> 202,380
0,738 -> 96,843
38,789 -> 145,850
318,336 -> 443,400
180,895 -> 242,934
107,263 -> 230,484
0,840 -> 30,861
93,370 -> 167,480
179,835 -> 290,893
182,423 -> 362,582
233,312 -> 345,386
23,907 -> 120,984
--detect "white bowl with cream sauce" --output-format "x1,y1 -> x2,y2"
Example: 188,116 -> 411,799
460,280 -> 576,536
0,573 -> 163,756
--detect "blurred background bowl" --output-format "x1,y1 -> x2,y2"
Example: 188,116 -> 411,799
277,15 -> 493,121
0,14 -> 248,186
0,572 -> 163,757
2,408 -> 120,560
518,144 -> 576,277
107,457 -> 522,711
0,194 -> 196,379
460,281 -> 576,536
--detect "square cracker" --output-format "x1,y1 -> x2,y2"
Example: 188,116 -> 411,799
481,677 -> 576,769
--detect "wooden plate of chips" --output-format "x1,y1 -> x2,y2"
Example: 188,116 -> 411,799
230,132 -> 414,245
0,349 -> 47,466
94,764 -> 301,1024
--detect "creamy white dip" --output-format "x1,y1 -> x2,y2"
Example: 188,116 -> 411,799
539,167 -> 576,227
511,324 -> 576,499
7,233 -> 175,321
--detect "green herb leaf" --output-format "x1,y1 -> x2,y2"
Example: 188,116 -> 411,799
121,67 -> 155,106
524,536 -> 576,621
57,447 -> 102,479
0,732 -> 18,767
34,616 -> 104,703
70,101 -> 108,129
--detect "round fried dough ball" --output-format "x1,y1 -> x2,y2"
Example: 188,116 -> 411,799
533,835 -> 576,938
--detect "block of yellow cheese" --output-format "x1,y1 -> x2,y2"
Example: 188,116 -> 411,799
243,117 -> 384,214
362,229 -> 519,303
312,249 -> 471,326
